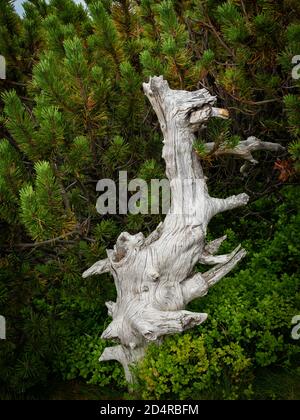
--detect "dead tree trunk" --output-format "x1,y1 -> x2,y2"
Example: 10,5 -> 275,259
83,76 -> 284,383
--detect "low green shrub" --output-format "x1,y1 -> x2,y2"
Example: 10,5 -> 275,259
134,333 -> 253,400
55,333 -> 126,390
134,187 -> 300,399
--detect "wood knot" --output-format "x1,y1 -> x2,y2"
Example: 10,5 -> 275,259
114,247 -> 126,262
147,269 -> 159,281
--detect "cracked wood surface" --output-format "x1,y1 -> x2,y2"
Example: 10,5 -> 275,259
83,76 -> 284,383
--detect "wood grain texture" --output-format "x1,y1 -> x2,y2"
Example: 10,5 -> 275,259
83,76 -> 284,383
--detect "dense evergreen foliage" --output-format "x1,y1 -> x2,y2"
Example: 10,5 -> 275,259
0,0 -> 299,399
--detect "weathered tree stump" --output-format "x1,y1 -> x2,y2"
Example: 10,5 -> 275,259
83,76 -> 284,383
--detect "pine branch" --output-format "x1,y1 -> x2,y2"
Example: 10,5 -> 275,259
15,228 -> 80,249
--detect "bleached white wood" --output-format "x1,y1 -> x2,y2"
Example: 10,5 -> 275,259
203,136 -> 284,162
83,76 -> 284,383
82,258 -> 110,278
203,136 -> 284,174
